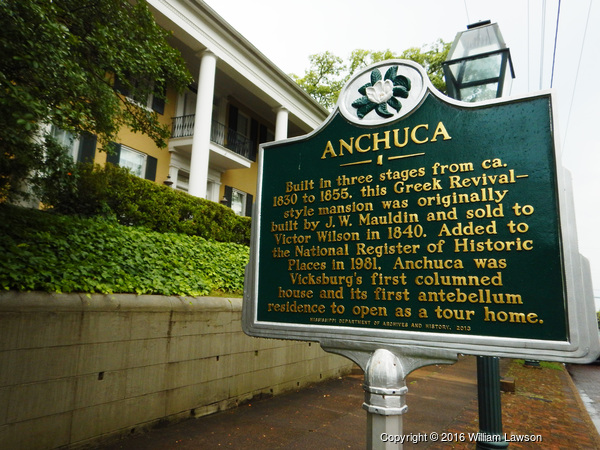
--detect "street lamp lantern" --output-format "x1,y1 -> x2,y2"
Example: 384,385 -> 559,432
443,20 -> 515,102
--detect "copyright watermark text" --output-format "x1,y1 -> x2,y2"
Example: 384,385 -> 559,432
380,432 -> 543,444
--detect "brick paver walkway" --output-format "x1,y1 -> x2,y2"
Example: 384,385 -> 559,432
429,360 -> 600,449
96,357 -> 600,449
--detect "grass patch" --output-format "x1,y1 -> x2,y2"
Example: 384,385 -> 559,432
513,359 -> 564,370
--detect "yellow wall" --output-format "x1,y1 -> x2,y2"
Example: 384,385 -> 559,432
220,161 -> 259,200
85,85 -> 270,205
92,88 -> 178,187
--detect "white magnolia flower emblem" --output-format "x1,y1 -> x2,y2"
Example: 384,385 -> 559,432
366,79 -> 394,104
352,66 -> 411,118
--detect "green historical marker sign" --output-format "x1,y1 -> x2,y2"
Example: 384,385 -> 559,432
243,60 -> 599,363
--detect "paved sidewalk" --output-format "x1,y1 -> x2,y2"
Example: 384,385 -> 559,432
566,364 -> 600,436
95,356 -> 600,449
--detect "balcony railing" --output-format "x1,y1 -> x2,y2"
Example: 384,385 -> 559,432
171,114 -> 195,138
171,115 -> 255,161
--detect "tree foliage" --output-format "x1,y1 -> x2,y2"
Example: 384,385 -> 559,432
289,52 -> 346,111
399,40 -> 450,93
0,0 -> 192,202
291,40 -> 450,109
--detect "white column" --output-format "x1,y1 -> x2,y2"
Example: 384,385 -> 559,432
188,51 -> 217,198
274,107 -> 289,141
168,166 -> 179,189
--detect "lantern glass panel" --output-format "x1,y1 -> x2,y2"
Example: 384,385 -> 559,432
447,24 -> 506,60
459,83 -> 500,103
462,54 -> 503,83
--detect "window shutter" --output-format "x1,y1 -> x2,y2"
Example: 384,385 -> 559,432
151,96 -> 165,115
245,193 -> 253,217
224,185 -> 233,208
259,124 -> 268,144
228,105 -> 238,130
151,81 -> 166,115
145,156 -> 157,181
77,133 -> 97,163
113,75 -> 130,97
106,143 -> 121,166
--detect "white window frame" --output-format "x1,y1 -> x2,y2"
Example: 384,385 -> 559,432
50,126 -> 80,161
176,170 -> 190,192
237,111 -> 250,138
119,145 -> 147,178
124,88 -> 157,111
230,188 -> 247,216
116,76 -> 162,112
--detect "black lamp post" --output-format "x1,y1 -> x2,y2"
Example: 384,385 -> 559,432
443,20 -> 515,450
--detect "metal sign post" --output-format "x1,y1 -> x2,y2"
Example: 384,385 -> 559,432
243,60 -> 600,447
322,340 -> 457,449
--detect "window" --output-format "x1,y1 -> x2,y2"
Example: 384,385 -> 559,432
106,144 -> 157,181
230,189 -> 246,216
114,75 -> 165,115
176,170 -> 190,192
183,90 -> 197,116
236,112 -> 250,138
50,127 -> 97,163
224,185 -> 253,217
119,146 -> 146,178
50,127 -> 80,160
206,179 -> 219,202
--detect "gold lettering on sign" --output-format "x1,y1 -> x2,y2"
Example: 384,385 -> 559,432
320,122 -> 452,159
267,120 -> 546,336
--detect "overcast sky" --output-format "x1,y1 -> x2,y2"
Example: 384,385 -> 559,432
204,0 -> 600,307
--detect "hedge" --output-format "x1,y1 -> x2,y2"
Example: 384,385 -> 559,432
0,205 -> 249,296
41,163 -> 251,245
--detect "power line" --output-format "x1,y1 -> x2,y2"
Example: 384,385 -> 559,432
562,0 -> 593,151
550,0 -> 561,88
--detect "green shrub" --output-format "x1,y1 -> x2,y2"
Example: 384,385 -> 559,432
41,163 -> 251,245
0,205 -> 249,296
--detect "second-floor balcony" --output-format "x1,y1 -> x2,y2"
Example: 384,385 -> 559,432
171,115 -> 255,161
